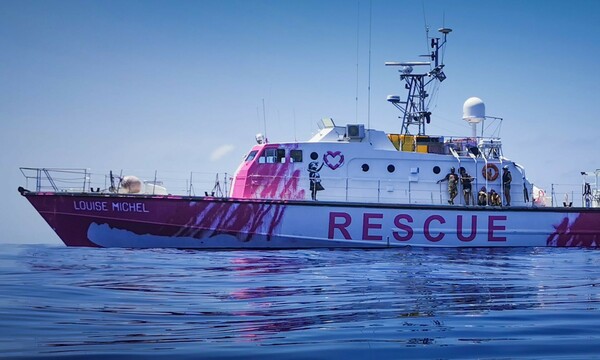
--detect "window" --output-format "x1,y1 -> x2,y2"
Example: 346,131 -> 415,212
265,149 -> 277,163
258,148 -> 285,164
387,164 -> 395,173
245,150 -> 258,162
276,149 -> 286,163
362,164 -> 370,172
290,150 -> 303,163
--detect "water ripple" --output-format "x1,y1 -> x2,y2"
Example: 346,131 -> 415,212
1,245 -> 600,358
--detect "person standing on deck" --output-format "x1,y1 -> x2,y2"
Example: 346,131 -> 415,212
459,167 -> 473,205
437,167 -> 458,205
503,166 -> 512,206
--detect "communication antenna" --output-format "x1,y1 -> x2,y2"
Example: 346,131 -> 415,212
293,108 -> 297,142
421,0 -> 429,54
463,97 -> 503,138
262,98 -> 268,143
355,0 -> 360,123
385,27 -> 452,135
367,0 -> 372,143
463,97 -> 485,138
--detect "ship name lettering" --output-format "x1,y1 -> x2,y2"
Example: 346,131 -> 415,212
73,200 -> 150,213
73,200 -> 108,212
112,202 -> 150,213
327,212 -> 507,243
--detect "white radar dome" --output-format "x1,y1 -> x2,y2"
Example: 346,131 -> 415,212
463,97 -> 485,124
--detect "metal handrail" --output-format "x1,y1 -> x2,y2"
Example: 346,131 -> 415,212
19,167 -> 231,197
21,167 -> 587,208
245,173 -> 519,207
20,167 -> 89,192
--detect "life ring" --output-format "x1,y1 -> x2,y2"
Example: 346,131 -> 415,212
482,164 -> 499,181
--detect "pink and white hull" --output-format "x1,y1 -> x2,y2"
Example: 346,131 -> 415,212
21,191 -> 600,248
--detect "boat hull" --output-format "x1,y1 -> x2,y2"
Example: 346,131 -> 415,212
22,192 -> 600,248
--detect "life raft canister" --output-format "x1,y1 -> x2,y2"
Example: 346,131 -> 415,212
482,163 -> 499,181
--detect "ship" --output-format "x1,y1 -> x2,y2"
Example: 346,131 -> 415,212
18,28 -> 600,248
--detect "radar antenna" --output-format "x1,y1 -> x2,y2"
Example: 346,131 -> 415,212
385,27 -> 452,135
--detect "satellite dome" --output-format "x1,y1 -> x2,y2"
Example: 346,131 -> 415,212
463,97 -> 485,124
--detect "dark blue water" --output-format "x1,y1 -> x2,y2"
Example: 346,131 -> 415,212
2,244 -> 600,359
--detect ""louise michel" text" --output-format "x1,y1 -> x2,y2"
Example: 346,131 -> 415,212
73,200 -> 149,213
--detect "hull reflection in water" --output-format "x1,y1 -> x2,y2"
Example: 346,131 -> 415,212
3,245 -> 600,358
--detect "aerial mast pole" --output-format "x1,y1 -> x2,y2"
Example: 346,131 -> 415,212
385,27 -> 452,136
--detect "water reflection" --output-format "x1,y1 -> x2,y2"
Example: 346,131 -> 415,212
3,245 -> 600,357
207,248 -> 548,342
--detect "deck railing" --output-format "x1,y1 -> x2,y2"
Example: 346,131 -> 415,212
245,173 -> 519,206
19,167 -> 600,208
20,168 -> 90,193
549,183 -> 600,208
19,168 -> 231,197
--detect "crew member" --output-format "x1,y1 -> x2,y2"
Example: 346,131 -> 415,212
502,165 -> 512,206
478,186 -> 488,206
460,167 -> 473,205
438,167 -> 458,205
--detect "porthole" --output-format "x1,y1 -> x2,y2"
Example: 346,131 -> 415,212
433,166 -> 441,174
362,164 -> 370,172
310,152 -> 319,160
387,164 -> 395,173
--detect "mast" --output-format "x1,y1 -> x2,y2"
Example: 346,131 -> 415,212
385,27 -> 452,135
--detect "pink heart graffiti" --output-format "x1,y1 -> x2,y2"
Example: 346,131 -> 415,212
323,151 -> 344,170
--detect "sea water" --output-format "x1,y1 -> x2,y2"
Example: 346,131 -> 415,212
1,244 -> 600,359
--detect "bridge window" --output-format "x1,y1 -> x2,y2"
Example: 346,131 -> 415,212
258,148 -> 286,164
290,150 -> 303,163
258,149 -> 274,163
245,150 -> 258,162
276,149 -> 286,163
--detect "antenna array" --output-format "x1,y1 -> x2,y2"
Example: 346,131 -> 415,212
385,27 -> 452,135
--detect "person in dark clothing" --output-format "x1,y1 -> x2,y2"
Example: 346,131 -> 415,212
478,186 -> 488,206
308,161 -> 325,200
459,167 -> 473,205
437,167 -> 458,204
584,182 -> 592,208
502,166 -> 512,206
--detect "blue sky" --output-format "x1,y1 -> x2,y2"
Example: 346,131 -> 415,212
1,0 -> 599,244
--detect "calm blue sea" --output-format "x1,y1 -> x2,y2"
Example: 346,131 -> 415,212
1,244 -> 600,359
